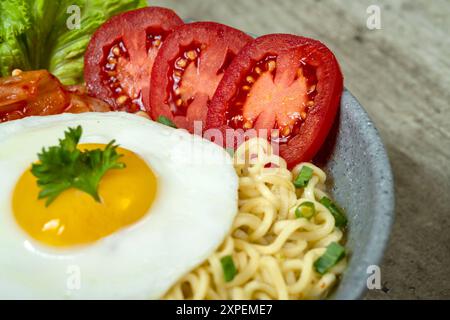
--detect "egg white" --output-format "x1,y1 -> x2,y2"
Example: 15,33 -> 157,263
0,112 -> 238,299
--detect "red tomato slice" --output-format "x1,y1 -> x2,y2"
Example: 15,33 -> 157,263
0,70 -> 70,122
84,7 -> 183,112
206,34 -> 343,168
149,22 -> 252,132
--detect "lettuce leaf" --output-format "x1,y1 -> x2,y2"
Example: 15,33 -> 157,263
0,0 -> 30,41
0,0 -> 147,84
0,37 -> 30,76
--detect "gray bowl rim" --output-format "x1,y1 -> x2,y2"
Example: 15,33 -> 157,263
334,89 -> 395,300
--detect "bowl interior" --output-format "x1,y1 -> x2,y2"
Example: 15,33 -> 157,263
315,90 -> 394,299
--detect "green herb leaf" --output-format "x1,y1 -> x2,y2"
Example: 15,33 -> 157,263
31,125 -> 125,206
314,242 -> 346,275
293,166 -> 313,188
319,196 -> 347,228
157,115 -> 177,128
295,201 -> 316,219
220,255 -> 237,282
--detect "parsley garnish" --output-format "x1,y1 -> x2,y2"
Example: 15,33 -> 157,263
157,115 -> 177,128
31,126 -> 126,206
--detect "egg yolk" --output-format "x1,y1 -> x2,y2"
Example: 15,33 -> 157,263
12,144 -> 157,247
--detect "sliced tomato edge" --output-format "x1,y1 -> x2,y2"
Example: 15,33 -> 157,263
149,21 -> 253,130
206,34 -> 315,130
281,53 -> 343,168
206,34 -> 344,168
84,7 -> 183,110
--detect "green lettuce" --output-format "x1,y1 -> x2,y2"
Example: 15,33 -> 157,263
0,0 -> 147,84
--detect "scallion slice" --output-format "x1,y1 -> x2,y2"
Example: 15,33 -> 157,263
295,201 -> 316,219
226,148 -> 235,157
220,255 -> 237,282
319,196 -> 347,228
314,242 -> 346,275
157,115 -> 177,128
293,166 -> 313,188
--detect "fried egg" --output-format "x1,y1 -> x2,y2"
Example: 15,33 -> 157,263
0,112 -> 238,299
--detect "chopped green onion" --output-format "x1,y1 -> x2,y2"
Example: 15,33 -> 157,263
293,166 -> 313,188
220,255 -> 237,282
295,201 -> 316,219
319,197 -> 347,228
157,115 -> 177,128
314,242 -> 346,275
226,148 -> 235,157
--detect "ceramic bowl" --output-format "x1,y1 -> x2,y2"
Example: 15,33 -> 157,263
316,90 -> 395,299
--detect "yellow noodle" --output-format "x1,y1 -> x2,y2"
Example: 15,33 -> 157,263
164,138 -> 346,300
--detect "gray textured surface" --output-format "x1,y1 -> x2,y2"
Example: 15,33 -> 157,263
152,0 -> 450,299
317,91 -> 394,299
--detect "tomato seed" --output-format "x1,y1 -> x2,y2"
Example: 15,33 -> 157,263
267,61 -> 276,72
116,95 -> 128,105
255,67 -> 262,75
186,50 -> 197,60
243,120 -> 253,129
108,57 -> 117,64
242,85 -> 251,91
177,58 -> 187,68
271,129 -> 280,139
176,99 -> 183,107
246,76 -> 255,83
306,100 -> 314,107
112,46 -> 120,56
300,112 -> 307,119
281,126 -> 291,136
308,84 -> 316,94
153,39 -> 161,47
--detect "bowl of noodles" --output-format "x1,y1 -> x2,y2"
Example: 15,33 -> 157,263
164,89 -> 395,300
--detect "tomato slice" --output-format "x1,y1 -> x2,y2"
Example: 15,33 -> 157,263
84,7 -> 183,112
149,22 -> 252,132
206,34 -> 343,168
0,70 -> 70,122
